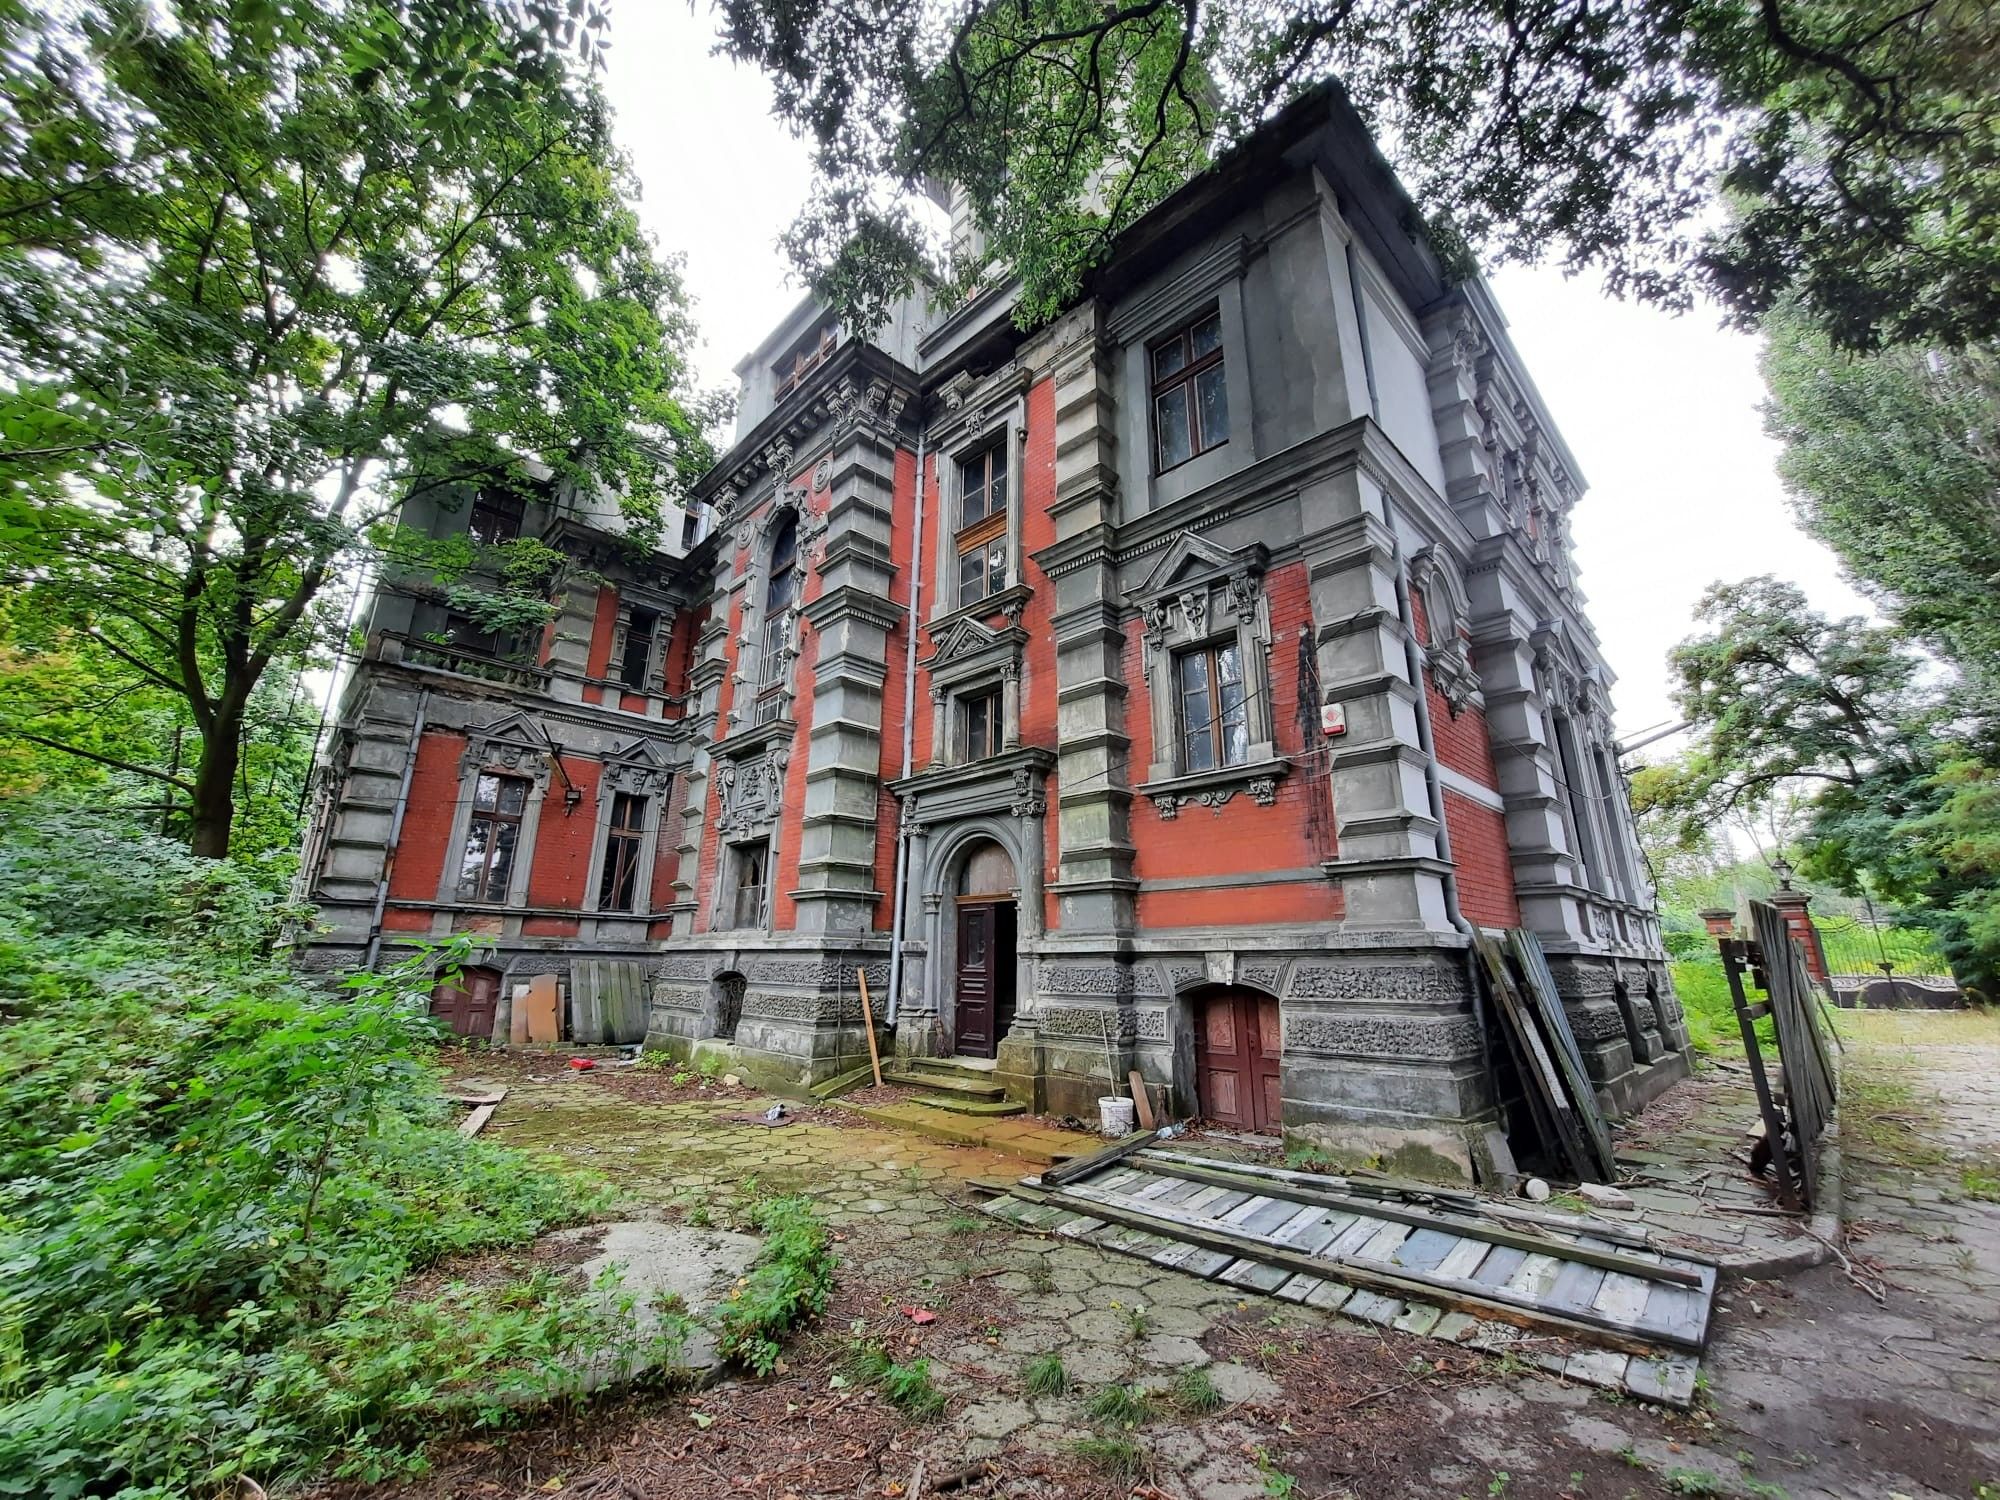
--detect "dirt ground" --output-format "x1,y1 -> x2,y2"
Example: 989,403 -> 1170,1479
353,1014 -> 2000,1500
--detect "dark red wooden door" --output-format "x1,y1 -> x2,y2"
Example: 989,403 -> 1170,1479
431,966 -> 501,1040
955,901 -> 999,1058
1195,990 -> 1282,1133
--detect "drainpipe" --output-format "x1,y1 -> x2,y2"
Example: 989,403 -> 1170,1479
1383,501 -> 1500,1114
885,429 -> 927,1027
363,686 -> 430,971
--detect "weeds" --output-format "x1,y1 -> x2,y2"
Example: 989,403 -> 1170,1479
714,1197 -> 836,1375
1023,1353 -> 1068,1397
1253,1446 -> 1299,1498
1665,1469 -> 1725,1496
1171,1366 -> 1222,1413
1072,1435 -> 1144,1477
1087,1381 -> 1154,1428
846,1339 -> 947,1417
944,1214 -> 985,1236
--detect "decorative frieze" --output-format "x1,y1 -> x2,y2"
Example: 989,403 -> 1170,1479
1285,1012 -> 1482,1059
652,985 -> 707,1012
1285,962 -> 1466,1004
1039,1005 -> 1169,1041
1038,963 -> 1165,997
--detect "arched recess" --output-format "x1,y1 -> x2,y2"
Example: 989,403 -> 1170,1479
708,970 -> 747,1042
1181,981 -> 1283,1135
922,824 -> 1024,1060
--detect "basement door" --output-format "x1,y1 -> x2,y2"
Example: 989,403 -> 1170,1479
430,966 -> 501,1040
954,900 -> 1017,1059
1195,989 -> 1282,1134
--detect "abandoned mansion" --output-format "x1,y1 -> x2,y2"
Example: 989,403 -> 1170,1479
298,88 -> 1690,1179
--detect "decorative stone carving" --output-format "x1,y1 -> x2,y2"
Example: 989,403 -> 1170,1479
652,985 -> 706,1011
1177,588 -> 1208,638
461,712 -> 555,786
1151,785 -> 1240,819
1009,767 -> 1046,819
717,747 -> 787,835
1284,1013 -> 1483,1059
1246,776 -> 1279,808
1038,1005 -> 1164,1041
659,956 -> 712,980
1285,963 -> 1465,1003
1038,963 -> 1163,997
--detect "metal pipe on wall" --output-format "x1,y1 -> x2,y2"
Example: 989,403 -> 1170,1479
885,429 -> 927,1028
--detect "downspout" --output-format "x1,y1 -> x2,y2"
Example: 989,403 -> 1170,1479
364,686 -> 430,971
885,429 -> 927,1027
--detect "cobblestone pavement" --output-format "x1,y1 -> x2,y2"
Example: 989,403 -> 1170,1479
470,1011 -> 2000,1499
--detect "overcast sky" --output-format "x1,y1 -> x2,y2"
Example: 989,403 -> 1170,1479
600,0 -> 1869,742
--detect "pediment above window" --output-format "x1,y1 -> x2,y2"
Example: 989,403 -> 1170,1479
922,613 -> 1027,691
1135,531 -> 1267,601
461,710 -> 553,785
602,735 -> 675,795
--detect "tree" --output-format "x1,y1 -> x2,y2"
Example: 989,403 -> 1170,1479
0,0 -> 714,856
714,0 -> 2000,348
1661,575 -> 1999,997
1762,308 -> 2000,722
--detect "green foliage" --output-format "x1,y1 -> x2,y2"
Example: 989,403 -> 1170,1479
1255,1446 -> 1300,1498
0,0 -> 716,857
1664,1469 -> 1726,1496
0,806 -> 614,1496
1071,1434 -> 1145,1477
1170,1366 -> 1221,1413
1087,1381 -> 1154,1427
714,1197 -> 836,1375
846,1339 -> 946,1417
1654,578 -> 2000,999
1022,1352 -> 1068,1398
1762,312 -> 2000,721
1670,961 -> 1737,1057
717,0 -> 1997,349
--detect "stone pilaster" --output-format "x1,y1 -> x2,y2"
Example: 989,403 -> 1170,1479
1028,305 -> 1138,932
1303,464 -> 1450,931
791,378 -> 910,933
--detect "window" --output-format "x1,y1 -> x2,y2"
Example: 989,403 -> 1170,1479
457,772 -> 529,902
773,322 -> 836,399
960,688 -> 1002,762
728,842 -> 769,929
619,607 -> 659,689
467,488 -> 525,546
1175,640 -> 1249,773
597,792 -> 647,912
1151,310 -> 1228,473
955,442 -> 1009,606
756,514 -> 799,721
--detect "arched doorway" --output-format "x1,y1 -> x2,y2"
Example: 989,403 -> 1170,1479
953,840 -> 1018,1059
1193,988 -> 1282,1134
431,965 -> 503,1040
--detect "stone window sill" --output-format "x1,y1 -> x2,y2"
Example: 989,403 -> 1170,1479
1138,757 -> 1287,819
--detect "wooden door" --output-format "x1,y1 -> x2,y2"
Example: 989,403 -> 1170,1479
431,966 -> 501,1040
954,901 -> 999,1058
1195,990 -> 1283,1133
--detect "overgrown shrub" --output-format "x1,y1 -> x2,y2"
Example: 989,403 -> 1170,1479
0,805 -> 614,1496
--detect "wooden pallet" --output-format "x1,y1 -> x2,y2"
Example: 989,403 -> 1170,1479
984,1151 -> 1712,1406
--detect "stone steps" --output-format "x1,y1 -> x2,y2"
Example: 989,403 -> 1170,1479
881,1066 -> 1008,1104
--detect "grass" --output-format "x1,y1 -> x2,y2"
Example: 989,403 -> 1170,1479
1087,1382 -> 1154,1427
1664,1469 -> 1725,1496
712,1197 -> 837,1375
1252,1446 -> 1298,1496
1072,1435 -> 1145,1477
944,1213 -> 985,1236
1023,1353 -> 1068,1398
847,1341 -> 947,1417
1961,1162 -> 2000,1202
1171,1366 -> 1222,1413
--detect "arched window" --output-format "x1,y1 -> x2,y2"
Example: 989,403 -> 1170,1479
756,511 -> 799,718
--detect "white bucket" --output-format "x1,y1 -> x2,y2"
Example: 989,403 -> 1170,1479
1098,1095 -> 1137,1137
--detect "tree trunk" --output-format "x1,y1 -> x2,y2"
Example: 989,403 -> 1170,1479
189,706 -> 246,859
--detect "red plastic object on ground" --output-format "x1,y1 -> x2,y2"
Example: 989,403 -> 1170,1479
568,1056 -> 595,1071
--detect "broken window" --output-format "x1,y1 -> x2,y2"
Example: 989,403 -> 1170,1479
1175,639 -> 1249,773
1151,309 -> 1228,473
728,842 -> 769,930
457,773 -> 530,902
597,792 -> 647,912
619,606 -> 659,689
467,488 -> 525,546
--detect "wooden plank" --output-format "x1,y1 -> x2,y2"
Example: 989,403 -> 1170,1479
1593,1272 -> 1653,1329
1503,1253 -> 1563,1301
523,973 -> 560,1045
1238,1198 -> 1307,1237
1344,1291 -> 1403,1324
509,982 -> 532,1045
1220,1259 -> 1293,1292
1094,1168 -> 1146,1194
1393,1228 -> 1459,1273
1357,1222 -> 1412,1262
1393,1303 -> 1443,1337
1054,1216 -> 1104,1238
1544,1260 -> 1609,1319
1126,1153 -> 1702,1288
1219,1194 -> 1277,1227
1130,1172 -> 1189,1203
1436,1238 -> 1489,1281
1275,1274 -> 1323,1303
1268,1206 -> 1330,1246
1295,1213 -> 1356,1255
1141,1148 -> 1479,1208
1040,1129 -> 1158,1187
1510,930 -> 1618,1181
1324,1214 -> 1387,1259
1129,1069 -> 1157,1131
1474,933 -> 1596,1183
1150,1178 -> 1209,1207
1026,1182 -> 1701,1354
1304,1281 -> 1352,1312
1471,1246 -> 1528,1285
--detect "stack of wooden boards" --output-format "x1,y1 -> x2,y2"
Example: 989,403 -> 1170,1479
1732,904 -> 1841,1210
1474,929 -> 1618,1184
983,1145 -> 1714,1406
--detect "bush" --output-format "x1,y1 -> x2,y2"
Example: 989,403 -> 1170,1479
0,806 -> 613,1496
714,1196 -> 836,1374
